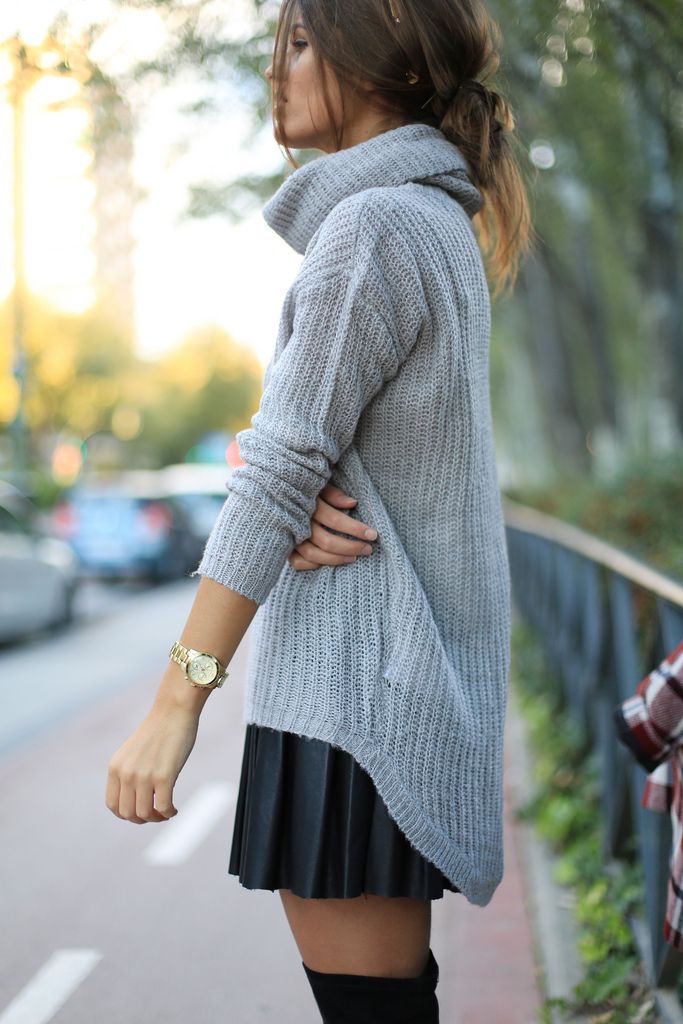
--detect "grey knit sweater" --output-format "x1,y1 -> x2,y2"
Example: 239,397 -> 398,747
193,121 -> 511,907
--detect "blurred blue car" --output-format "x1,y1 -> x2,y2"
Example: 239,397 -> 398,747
51,471 -> 205,583
158,463 -> 233,542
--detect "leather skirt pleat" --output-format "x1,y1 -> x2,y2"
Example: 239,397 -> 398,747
228,723 -> 461,900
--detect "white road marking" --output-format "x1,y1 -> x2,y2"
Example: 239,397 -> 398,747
0,949 -> 103,1024
143,781 -> 236,865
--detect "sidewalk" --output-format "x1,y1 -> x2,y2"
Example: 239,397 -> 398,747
431,681 -> 550,1023
0,601 -> 578,1024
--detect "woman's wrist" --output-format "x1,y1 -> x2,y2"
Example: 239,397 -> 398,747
149,576 -> 260,718
152,660 -> 214,716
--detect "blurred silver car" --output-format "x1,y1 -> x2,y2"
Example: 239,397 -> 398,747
0,481 -> 80,643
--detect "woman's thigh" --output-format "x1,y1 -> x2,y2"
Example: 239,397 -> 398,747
278,889 -> 432,978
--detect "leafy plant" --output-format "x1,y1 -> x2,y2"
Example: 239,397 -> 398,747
505,454 -> 683,583
511,616 -> 665,1023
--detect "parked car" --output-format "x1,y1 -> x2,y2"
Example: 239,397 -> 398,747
51,471 -> 205,583
0,481 -> 80,642
157,463 -> 231,543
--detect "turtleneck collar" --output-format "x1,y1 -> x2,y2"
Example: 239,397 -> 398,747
262,121 -> 483,255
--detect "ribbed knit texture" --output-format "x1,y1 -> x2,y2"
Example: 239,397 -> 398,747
192,122 -> 511,907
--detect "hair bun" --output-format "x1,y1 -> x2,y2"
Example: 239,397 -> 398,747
455,79 -> 497,108
441,78 -> 505,134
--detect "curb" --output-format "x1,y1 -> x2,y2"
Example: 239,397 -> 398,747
628,911 -> 683,1024
505,679 -> 589,1024
506,658 -> 683,1024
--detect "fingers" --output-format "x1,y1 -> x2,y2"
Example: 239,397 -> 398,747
106,763 -> 178,824
286,487 -> 379,572
153,781 -> 178,820
292,537 -> 360,566
314,519 -> 375,560
136,777 -> 175,823
113,769 -> 147,823
319,483 -> 358,507
314,494 -> 378,544
288,521 -> 373,568
287,551 -> 320,571
105,768 -> 122,818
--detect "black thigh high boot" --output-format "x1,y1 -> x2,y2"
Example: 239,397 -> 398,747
301,947 -> 439,1024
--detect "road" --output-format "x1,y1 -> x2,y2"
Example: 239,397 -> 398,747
0,579 -> 543,1023
0,578 -> 321,1023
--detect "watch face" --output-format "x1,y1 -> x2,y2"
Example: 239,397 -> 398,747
187,654 -> 219,685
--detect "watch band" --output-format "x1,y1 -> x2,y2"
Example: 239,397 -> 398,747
169,640 -> 228,688
169,640 -> 191,671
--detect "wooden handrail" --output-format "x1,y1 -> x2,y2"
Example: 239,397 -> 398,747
503,497 -> 683,610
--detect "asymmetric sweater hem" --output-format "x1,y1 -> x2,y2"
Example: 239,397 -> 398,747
242,703 -> 501,907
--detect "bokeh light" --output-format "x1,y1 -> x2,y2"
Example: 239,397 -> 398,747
111,406 -> 141,440
51,439 -> 83,484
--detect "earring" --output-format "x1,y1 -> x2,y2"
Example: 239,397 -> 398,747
406,69 -> 419,84
388,0 -> 401,23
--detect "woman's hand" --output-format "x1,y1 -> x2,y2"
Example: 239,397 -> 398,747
287,482 -> 378,571
105,703 -> 199,824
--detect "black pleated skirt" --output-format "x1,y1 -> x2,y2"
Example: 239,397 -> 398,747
228,723 -> 461,900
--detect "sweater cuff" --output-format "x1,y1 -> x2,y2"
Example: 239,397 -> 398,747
189,493 -> 296,605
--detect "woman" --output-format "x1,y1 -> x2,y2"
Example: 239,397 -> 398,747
105,0 -> 532,1019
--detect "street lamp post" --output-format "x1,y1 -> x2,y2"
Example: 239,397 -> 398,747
9,53 -> 27,488
1,34 -> 92,492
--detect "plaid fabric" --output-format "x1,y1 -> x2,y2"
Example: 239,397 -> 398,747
613,639 -> 683,949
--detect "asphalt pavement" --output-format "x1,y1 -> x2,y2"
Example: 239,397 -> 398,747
0,579 -> 546,1023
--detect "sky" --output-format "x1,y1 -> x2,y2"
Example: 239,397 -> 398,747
0,0 -> 302,369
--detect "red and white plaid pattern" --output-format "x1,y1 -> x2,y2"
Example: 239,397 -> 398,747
613,639 -> 683,949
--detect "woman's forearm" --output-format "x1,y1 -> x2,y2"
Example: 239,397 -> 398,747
152,576 -> 260,716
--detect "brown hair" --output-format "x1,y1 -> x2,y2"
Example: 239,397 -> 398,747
270,0 -> 534,299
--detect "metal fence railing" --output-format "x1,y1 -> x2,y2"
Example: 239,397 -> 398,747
504,497 -> 683,988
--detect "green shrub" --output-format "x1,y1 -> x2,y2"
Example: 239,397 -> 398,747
511,616 -> 664,1023
505,454 -> 683,583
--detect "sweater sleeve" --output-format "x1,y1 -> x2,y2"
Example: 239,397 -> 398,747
190,200 -> 425,604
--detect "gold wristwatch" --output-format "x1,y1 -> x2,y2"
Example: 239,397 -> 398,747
169,641 -> 229,689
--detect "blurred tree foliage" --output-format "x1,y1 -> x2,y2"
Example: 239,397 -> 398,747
93,0 -> 682,487
506,451 -> 683,582
490,0 -> 683,486
143,325 -> 263,465
0,298 -> 263,468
